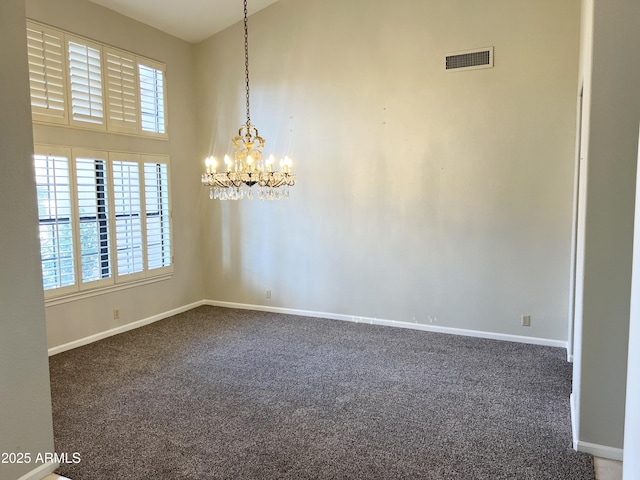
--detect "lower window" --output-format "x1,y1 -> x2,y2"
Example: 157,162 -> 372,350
34,145 -> 173,298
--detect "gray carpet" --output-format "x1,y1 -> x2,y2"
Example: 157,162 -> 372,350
49,306 -> 594,479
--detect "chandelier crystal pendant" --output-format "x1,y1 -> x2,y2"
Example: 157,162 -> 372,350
201,0 -> 295,201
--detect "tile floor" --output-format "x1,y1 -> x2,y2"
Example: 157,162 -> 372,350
593,457 -> 623,480
43,457 -> 623,480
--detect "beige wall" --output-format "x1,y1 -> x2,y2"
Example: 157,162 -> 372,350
25,0 -> 204,348
196,0 -> 581,341
22,0 -> 583,348
0,0 -> 55,478
624,124 -> 640,476
9,0 -> 638,465
572,0 -> 640,455
13,0 -> 636,466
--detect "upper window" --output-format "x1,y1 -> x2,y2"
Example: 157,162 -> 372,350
26,21 -> 168,138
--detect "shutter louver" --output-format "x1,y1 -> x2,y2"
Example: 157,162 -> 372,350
27,23 -> 67,124
104,48 -> 138,133
138,63 -> 166,134
34,152 -> 76,291
76,157 -> 111,285
144,161 -> 171,270
68,38 -> 104,126
112,159 -> 144,277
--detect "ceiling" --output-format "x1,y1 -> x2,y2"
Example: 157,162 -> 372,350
88,0 -> 281,44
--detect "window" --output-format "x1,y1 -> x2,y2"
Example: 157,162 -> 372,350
75,152 -> 111,286
67,36 -> 105,128
26,21 -> 168,138
34,148 -> 75,293
144,159 -> 172,269
139,62 -> 167,135
104,47 -> 138,133
26,23 -> 67,124
111,155 -> 144,278
34,146 -> 173,299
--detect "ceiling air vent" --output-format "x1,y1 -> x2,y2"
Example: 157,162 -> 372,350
445,47 -> 494,72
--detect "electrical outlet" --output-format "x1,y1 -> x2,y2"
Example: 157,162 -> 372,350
114,308 -> 120,320
266,289 -> 271,299
521,315 -> 531,327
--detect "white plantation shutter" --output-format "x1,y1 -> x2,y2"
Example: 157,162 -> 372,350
67,36 -> 105,127
33,146 -> 173,298
111,156 -> 144,279
26,22 -> 67,124
104,47 -> 138,134
138,61 -> 166,135
34,147 -> 76,294
75,152 -> 112,287
143,158 -> 172,271
25,23 -> 169,137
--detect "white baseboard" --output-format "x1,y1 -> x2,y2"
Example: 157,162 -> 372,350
570,393 -> 579,450
570,393 -> 624,460
577,441 -> 624,461
47,298 -> 568,356
16,461 -> 59,480
48,300 -> 206,356
204,300 -> 568,349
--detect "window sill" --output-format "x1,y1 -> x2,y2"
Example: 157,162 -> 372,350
44,272 -> 173,307
32,120 -> 169,141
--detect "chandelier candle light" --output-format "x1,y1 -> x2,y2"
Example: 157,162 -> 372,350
201,0 -> 295,201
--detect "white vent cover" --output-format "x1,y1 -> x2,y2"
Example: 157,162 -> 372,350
445,47 -> 494,72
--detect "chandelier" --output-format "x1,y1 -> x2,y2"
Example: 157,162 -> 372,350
201,0 -> 295,201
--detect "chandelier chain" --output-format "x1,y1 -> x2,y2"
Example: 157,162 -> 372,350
244,0 -> 250,125
200,0 -> 295,201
